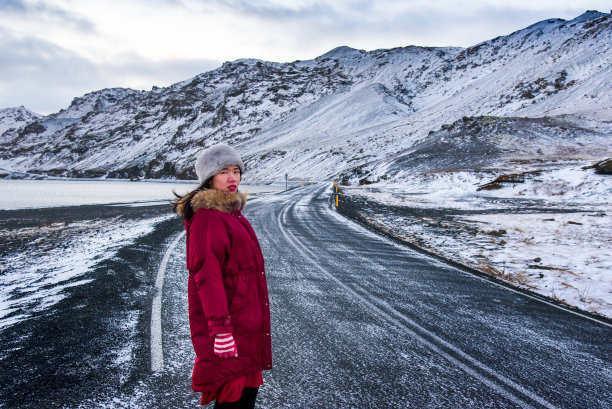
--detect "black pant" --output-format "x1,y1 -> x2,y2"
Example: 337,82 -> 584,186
213,387 -> 259,409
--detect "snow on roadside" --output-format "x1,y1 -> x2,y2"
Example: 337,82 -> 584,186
458,212 -> 611,317
0,214 -> 174,330
341,162 -> 612,319
374,163 -> 610,210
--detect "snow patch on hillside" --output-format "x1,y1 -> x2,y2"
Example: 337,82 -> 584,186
0,106 -> 42,135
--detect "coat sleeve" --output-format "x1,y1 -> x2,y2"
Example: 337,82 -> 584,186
187,210 -> 234,336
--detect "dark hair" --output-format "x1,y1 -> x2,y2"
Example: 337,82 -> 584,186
171,178 -> 210,221
172,166 -> 243,220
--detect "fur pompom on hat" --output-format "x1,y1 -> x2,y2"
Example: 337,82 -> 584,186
195,143 -> 245,184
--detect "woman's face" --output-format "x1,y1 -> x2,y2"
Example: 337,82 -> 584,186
210,165 -> 241,192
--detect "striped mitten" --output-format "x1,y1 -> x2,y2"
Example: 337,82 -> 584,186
214,333 -> 238,359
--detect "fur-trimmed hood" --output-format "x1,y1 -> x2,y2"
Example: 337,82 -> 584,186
176,189 -> 246,218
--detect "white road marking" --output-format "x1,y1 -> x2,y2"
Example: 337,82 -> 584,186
151,231 -> 185,372
277,196 -> 558,409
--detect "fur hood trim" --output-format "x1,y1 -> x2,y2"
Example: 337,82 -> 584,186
177,189 -> 246,218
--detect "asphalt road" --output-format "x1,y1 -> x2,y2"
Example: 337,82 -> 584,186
247,184 -> 612,409
1,184 -> 610,408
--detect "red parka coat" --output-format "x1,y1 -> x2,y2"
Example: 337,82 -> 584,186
177,189 -> 272,392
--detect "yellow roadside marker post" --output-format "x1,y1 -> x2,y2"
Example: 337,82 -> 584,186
332,180 -> 338,207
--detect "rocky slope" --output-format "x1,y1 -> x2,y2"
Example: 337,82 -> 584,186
0,11 -> 610,182
0,107 -> 42,136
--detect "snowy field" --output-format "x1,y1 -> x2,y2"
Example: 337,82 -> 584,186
340,160 -> 612,319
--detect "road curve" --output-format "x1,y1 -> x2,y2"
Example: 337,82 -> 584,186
129,183 -> 610,408
244,184 -> 611,409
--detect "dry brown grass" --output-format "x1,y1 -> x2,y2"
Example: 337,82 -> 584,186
528,264 -> 557,270
477,182 -> 503,191
549,279 -> 571,306
514,271 -> 534,287
476,170 -> 544,191
527,265 -> 576,276
485,229 -> 507,237
578,284 -> 591,302
477,260 -> 534,287
477,259 -> 504,277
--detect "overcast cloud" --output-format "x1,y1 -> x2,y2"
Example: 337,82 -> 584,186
0,0 -> 609,114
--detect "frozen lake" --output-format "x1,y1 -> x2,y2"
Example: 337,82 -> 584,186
0,179 -> 287,210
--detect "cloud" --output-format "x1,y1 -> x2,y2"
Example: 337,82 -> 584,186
163,0 -> 606,59
0,29 -> 101,114
102,54 -> 222,90
0,28 -> 221,114
206,0 -> 341,19
0,0 -> 28,12
0,0 -> 95,32
174,0 -> 604,26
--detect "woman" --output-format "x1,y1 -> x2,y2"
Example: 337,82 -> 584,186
173,143 -> 272,408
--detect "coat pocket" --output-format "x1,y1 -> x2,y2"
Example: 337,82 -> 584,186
230,268 -> 260,316
229,275 -> 247,314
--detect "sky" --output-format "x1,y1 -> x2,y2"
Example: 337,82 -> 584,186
0,0 -> 609,115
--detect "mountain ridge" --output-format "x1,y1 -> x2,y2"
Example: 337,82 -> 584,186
0,10 -> 610,181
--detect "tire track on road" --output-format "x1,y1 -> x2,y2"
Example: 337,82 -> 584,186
277,188 -> 558,409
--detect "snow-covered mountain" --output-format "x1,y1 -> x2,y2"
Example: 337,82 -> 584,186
0,11 -> 610,181
0,106 -> 42,136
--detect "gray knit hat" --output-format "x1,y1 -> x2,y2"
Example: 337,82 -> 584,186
195,143 -> 245,184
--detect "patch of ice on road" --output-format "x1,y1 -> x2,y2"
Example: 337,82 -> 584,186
112,310 -> 140,384
0,215 -> 173,330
